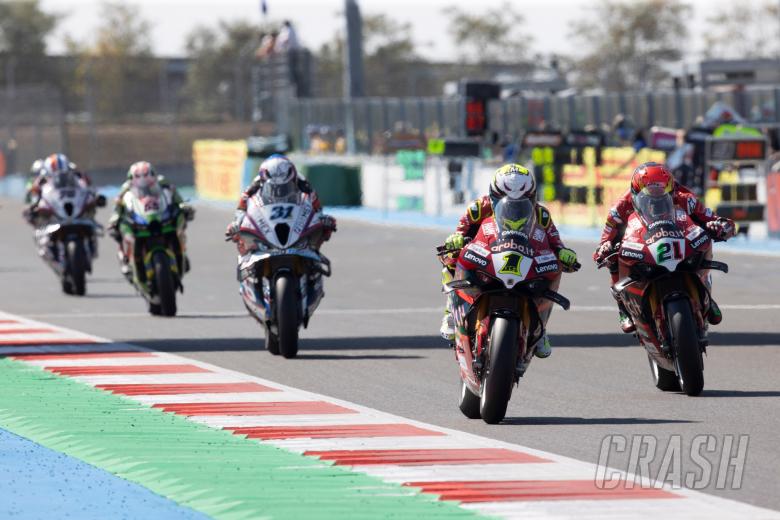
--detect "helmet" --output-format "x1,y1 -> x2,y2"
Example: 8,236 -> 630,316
258,155 -> 298,199
630,162 -> 673,196
43,153 -> 72,176
30,159 -> 45,176
489,163 -> 536,202
127,161 -> 158,192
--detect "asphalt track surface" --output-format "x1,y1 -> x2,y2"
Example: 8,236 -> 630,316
1,196 -> 779,513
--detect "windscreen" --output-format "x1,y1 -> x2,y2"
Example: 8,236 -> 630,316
633,189 -> 675,226
493,197 -> 535,239
261,181 -> 299,204
132,184 -> 161,199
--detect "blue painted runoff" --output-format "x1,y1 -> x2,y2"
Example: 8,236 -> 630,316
0,427 -> 207,520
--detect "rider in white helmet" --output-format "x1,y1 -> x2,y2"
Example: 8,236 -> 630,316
438,163 -> 578,357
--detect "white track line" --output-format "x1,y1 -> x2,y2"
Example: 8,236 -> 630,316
2,310 -> 778,520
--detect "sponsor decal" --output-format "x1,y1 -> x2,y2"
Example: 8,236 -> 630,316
609,209 -> 623,224
467,243 -> 490,257
292,203 -> 312,234
645,228 -> 684,244
535,253 -> 557,264
705,208 -> 713,218
676,209 -> 687,222
686,227 -> 704,241
691,234 -> 710,249
462,250 -> 488,267
490,240 -> 534,256
621,249 -> 645,260
687,197 -> 697,215
622,241 -> 645,251
532,228 -> 545,242
498,252 -> 525,276
648,219 -> 675,230
482,222 -> 497,236
501,230 -> 530,241
535,263 -> 558,274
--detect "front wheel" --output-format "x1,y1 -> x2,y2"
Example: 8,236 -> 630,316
480,317 -> 519,424
275,273 -> 299,359
647,354 -> 680,392
65,240 -> 87,296
153,251 -> 177,317
458,379 -> 481,419
666,299 -> 703,396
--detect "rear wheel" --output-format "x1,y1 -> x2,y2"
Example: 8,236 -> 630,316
666,299 -> 703,396
647,354 -> 680,392
275,273 -> 299,359
458,379 -> 481,419
480,317 -> 519,424
153,251 -> 177,317
65,240 -> 87,296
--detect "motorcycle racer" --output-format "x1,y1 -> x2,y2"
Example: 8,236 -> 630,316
108,161 -> 194,276
24,154 -> 94,221
592,162 -> 736,333
439,163 -> 579,358
225,154 -> 337,247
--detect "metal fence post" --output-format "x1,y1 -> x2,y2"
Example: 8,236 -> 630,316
646,93 -> 656,127
568,96 -> 576,130
592,96 -> 602,128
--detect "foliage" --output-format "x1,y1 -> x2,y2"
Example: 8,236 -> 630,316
569,0 -> 691,92
702,1 -> 780,59
0,0 -> 58,84
68,2 -> 160,118
443,1 -> 531,64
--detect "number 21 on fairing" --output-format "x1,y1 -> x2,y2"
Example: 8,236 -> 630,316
652,238 -> 685,267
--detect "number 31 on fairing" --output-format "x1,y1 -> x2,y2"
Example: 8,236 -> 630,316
651,238 -> 685,269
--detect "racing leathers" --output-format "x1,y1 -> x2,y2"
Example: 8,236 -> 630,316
593,183 -> 736,329
440,195 -> 578,357
108,177 -> 194,275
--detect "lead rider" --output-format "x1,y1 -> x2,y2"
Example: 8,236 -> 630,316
439,163 -> 579,358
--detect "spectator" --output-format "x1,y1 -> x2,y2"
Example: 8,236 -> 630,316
257,31 -> 277,59
274,20 -> 299,52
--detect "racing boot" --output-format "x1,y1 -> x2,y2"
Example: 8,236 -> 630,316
533,334 -> 552,358
440,310 -> 455,341
707,299 -> 723,325
618,301 -> 635,333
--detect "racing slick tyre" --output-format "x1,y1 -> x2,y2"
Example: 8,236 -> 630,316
153,251 -> 177,317
65,240 -> 87,296
480,317 -> 518,424
265,330 -> 280,355
275,273 -> 299,359
666,299 -> 704,396
458,380 -> 481,419
647,354 -> 680,392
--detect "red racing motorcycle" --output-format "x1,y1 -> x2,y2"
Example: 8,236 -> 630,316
602,191 -> 728,396
438,197 -> 577,424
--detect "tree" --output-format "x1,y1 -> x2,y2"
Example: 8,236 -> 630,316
0,1 -> 58,85
569,0 -> 691,92
182,20 -> 262,119
702,2 -> 780,59
315,13 -> 425,97
68,2 -> 160,118
444,2 -> 531,64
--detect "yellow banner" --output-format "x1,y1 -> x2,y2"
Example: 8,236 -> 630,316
193,140 -> 247,201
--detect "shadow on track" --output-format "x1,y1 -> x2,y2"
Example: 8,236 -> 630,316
545,332 -> 780,348
502,416 -> 698,426
700,389 -> 780,398
128,336 -> 448,352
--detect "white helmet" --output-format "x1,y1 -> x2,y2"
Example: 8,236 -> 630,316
489,163 -> 536,201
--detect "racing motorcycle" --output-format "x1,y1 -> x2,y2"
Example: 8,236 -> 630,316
230,183 -> 331,359
437,197 -> 578,424
118,185 -> 189,316
599,192 -> 728,396
32,178 -> 105,295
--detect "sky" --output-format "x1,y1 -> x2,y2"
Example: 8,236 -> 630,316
42,0 -> 737,61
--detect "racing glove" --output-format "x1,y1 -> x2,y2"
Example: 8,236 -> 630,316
593,241 -> 614,264
706,217 -> 736,240
181,204 -> 196,222
557,247 -> 578,270
320,215 -> 337,240
444,233 -> 465,251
